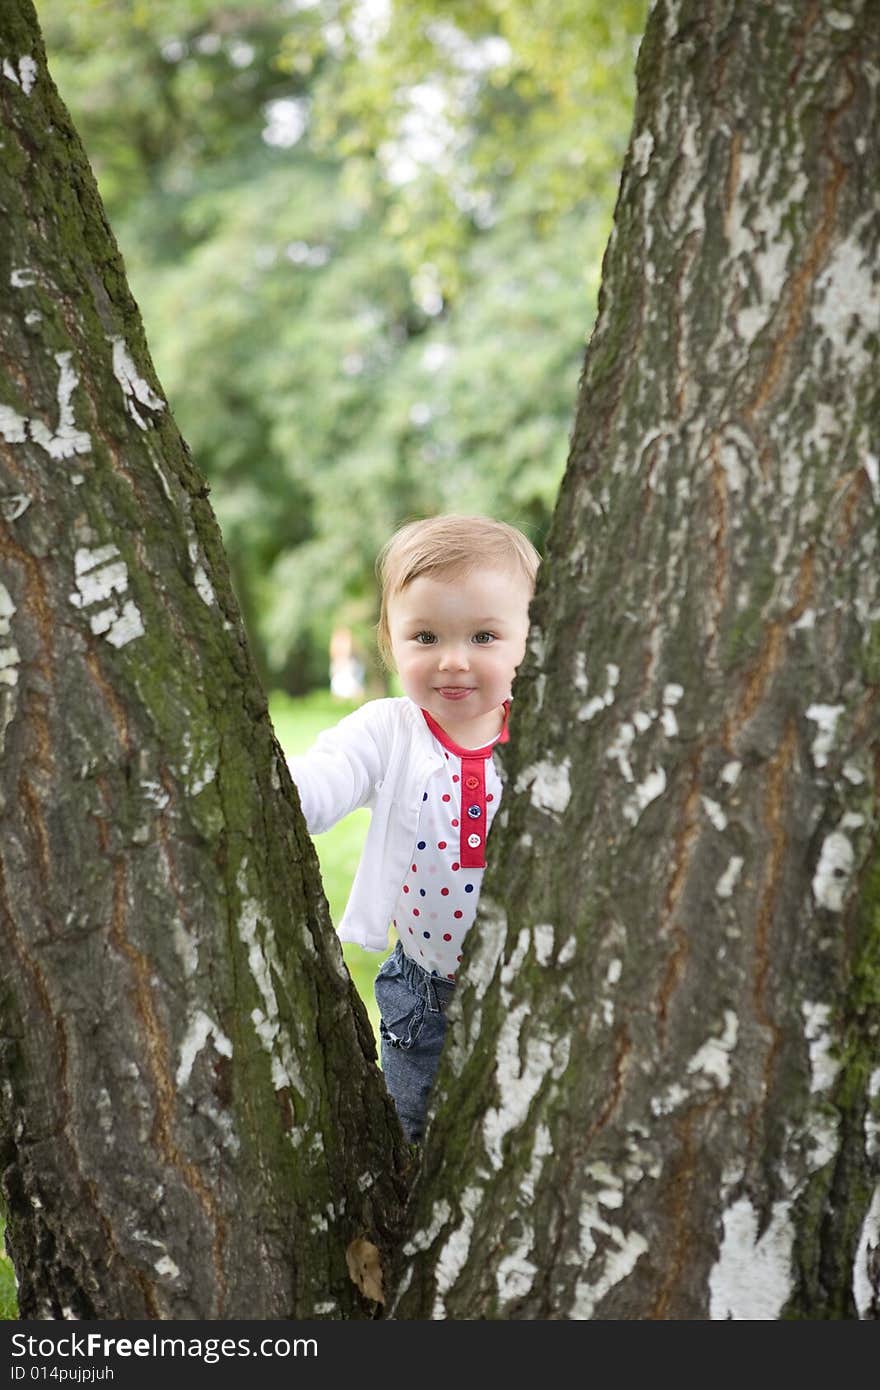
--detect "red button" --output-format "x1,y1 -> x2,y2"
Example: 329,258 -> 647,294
465,775 -> 479,789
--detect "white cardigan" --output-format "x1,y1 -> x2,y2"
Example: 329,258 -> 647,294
287,697 -> 446,951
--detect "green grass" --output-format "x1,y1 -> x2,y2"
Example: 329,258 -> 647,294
0,1216 -> 16,1320
0,690 -> 385,1321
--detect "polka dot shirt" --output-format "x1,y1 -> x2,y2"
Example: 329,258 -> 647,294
393,706 -> 506,981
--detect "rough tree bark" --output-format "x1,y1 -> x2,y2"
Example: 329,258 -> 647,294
395,0 -> 879,1319
0,0 -> 406,1319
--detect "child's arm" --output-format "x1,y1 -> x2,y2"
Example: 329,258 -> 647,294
287,702 -> 387,835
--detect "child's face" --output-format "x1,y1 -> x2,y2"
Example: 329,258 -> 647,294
387,565 -> 531,740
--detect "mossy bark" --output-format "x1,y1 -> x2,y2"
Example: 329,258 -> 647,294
395,0 -> 879,1319
0,1 -> 406,1319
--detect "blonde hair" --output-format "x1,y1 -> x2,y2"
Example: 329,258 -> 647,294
376,514 -> 540,669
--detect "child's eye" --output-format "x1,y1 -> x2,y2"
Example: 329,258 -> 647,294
414,631 -> 436,644
472,632 -> 495,645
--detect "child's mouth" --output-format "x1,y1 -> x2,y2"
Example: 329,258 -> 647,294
436,687 -> 475,700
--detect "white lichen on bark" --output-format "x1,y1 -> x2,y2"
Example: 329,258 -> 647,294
481,1010 -> 570,1170
1,352 -> 91,459
852,1185 -> 880,1320
623,765 -> 666,825
69,545 -> 145,648
701,795 -> 727,832
109,336 -> 166,429
176,1009 -> 233,1088
0,404 -> 28,444
805,704 -> 845,769
578,662 -> 620,721
2,55 -> 37,95
606,721 -> 635,781
431,1185 -> 482,1316
811,832 -> 854,912
716,855 -> 744,899
686,1011 -> 738,1088
187,539 -> 217,606
513,757 -> 572,814
866,1070 -> 880,1161
401,1200 -> 452,1256
532,923 -> 554,965
572,1188 -> 648,1319
236,864 -> 305,1097
709,1198 -> 795,1320
801,1001 -> 841,1094
32,352 -> 91,459
812,221 -> 880,376
0,582 -> 19,788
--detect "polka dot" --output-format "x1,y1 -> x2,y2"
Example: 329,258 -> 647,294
417,842 -> 426,850
441,887 -> 449,896
447,973 -> 455,981
451,818 -> 459,827
420,889 -> 426,897
423,792 -> 428,801
423,931 -> 431,939
452,862 -> 460,871
443,933 -> 452,942
412,864 -> 418,873
457,954 -> 463,962
445,752 -> 450,759
454,910 -> 463,919
465,883 -> 474,893
413,909 -> 420,917
442,794 -> 451,802
438,840 -> 447,850
408,927 -> 414,934
487,793 -> 495,802
452,774 -> 459,782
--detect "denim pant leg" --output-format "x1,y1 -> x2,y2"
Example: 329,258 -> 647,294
374,942 -> 454,1143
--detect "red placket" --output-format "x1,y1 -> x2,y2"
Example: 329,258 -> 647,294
420,702 -> 510,869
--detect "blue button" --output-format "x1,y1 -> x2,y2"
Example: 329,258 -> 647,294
467,804 -> 481,818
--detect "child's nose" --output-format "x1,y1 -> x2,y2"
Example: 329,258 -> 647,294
438,643 -> 469,671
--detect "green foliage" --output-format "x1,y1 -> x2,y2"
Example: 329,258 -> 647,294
317,0 -> 645,281
35,0 -> 646,690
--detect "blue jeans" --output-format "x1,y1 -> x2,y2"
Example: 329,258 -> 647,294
374,940 -> 455,1143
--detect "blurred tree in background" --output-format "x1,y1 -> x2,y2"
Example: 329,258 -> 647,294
36,0 -> 646,694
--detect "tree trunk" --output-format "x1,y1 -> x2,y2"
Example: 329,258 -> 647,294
0,0 -> 406,1319
395,0 -> 879,1319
